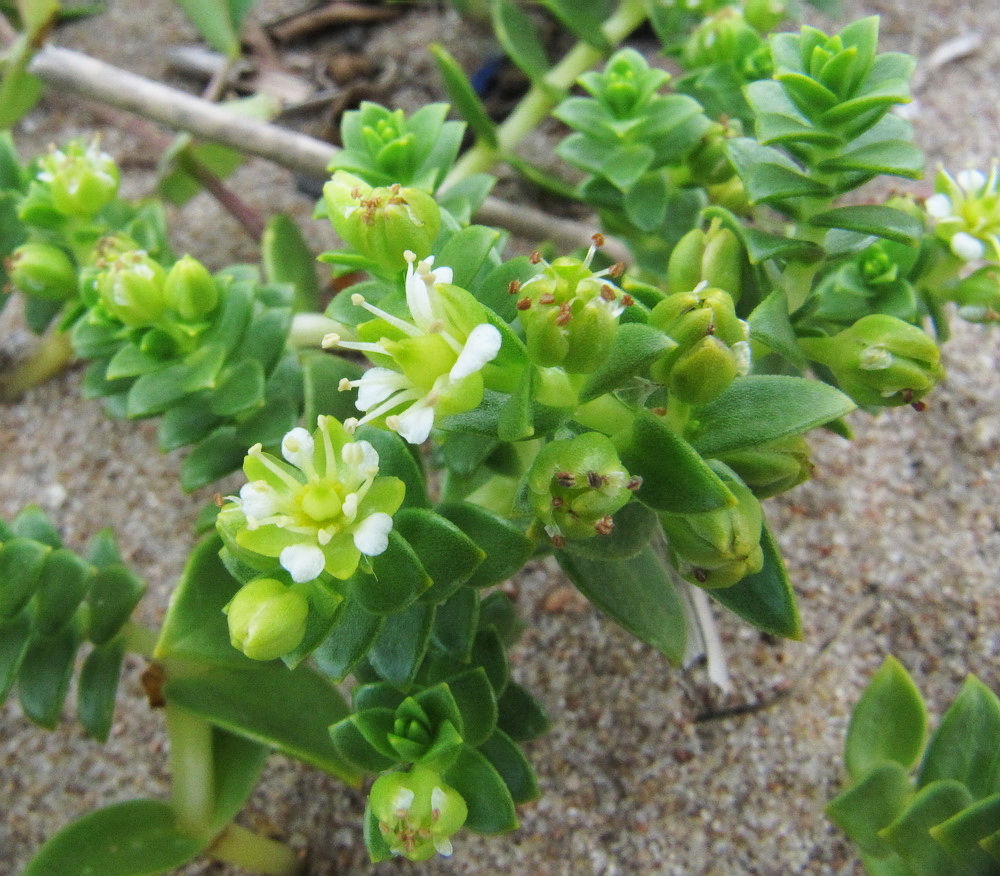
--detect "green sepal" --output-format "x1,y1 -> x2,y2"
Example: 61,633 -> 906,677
0,538 -> 51,617
497,681 -> 550,743
614,411 -> 734,513
444,745 -> 519,834
826,761 -> 914,859
479,728 -> 540,805
22,799 -> 205,876
77,636 -> 126,742
686,375 -> 856,457
747,290 -> 807,369
561,501 -> 659,561
707,518 -> 802,639
86,564 -> 147,645
437,502 -> 534,589
556,543 -> 687,665
879,779 -> 975,875
312,599 -> 384,683
36,549 -> 92,635
367,600 -> 435,687
364,796 -> 395,863
918,675 -> 1000,799
846,656 -> 928,782
809,205 -> 923,246
18,621 -> 83,729
579,323 -> 676,403
163,663 -> 361,784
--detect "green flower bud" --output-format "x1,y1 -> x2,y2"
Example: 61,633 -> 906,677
96,249 -> 168,327
799,314 -> 944,407
659,466 -> 764,588
701,224 -> 745,303
578,47 -> 671,118
323,171 -> 440,275
667,228 -> 706,294
682,7 -> 763,70
369,767 -> 468,861
387,696 -> 463,767
516,244 -> 631,374
163,255 -> 218,321
714,434 -> 813,498
743,0 -> 788,33
687,120 -> 740,187
954,266 -> 1000,323
527,432 -> 639,545
224,577 -> 309,661
6,242 -> 78,302
36,139 -> 119,217
649,285 -> 750,401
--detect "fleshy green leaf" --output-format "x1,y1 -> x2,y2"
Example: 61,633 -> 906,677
367,601 -> 435,687
86,564 -> 147,645
880,779 -> 975,875
496,681 -> 550,742
826,761 -> 914,858
77,637 -> 126,742
687,376 -> 856,457
556,542 -> 687,664
262,213 -> 320,312
430,44 -> 498,148
312,599 -> 384,683
561,501 -> 659,561
437,502 -> 534,589
579,323 -> 676,403
0,538 -> 51,617
491,0 -> 549,84
350,531 -> 429,615
0,610 -> 32,700
809,205 -> 923,246
395,508 -> 485,604
930,793 -> 1000,875
444,745 -> 519,834
164,663 -> 361,784
18,623 -> 83,729
846,656 -> 928,781
708,519 -> 801,639
479,729 -> 540,805
22,799 -> 205,876
747,290 -> 807,368
430,586 -> 479,660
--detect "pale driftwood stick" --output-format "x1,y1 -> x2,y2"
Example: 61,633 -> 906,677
28,45 -> 631,261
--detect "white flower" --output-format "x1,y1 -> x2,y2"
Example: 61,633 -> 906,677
951,231 -> 985,262
924,193 -> 953,220
332,251 -> 501,444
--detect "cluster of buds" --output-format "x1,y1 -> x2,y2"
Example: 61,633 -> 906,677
329,250 -> 502,444
924,166 -> 1000,263
682,5 -> 772,79
576,46 -> 670,119
513,238 -> 631,374
649,283 -> 750,405
93,249 -> 219,344
369,767 -> 468,861
527,432 -> 640,546
217,415 -> 404,589
323,171 -> 440,275
223,577 -> 309,661
35,139 -> 120,218
659,465 -> 764,588
714,434 -> 813,499
798,314 -> 944,408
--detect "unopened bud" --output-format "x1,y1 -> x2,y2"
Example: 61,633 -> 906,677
224,577 -> 309,661
163,255 -> 218,321
7,242 -> 77,302
37,140 -> 119,217
96,249 -> 168,327
714,434 -> 813,498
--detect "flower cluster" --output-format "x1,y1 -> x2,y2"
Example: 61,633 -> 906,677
218,415 -> 404,583
925,165 -> 1000,262
328,250 -> 502,444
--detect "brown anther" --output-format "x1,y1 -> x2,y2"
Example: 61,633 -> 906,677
212,492 -> 225,508
529,250 -> 542,264
516,297 -> 532,311
621,294 -> 635,306
600,284 -> 617,302
693,568 -> 709,583
351,186 -> 362,198
626,476 -> 643,492
539,292 -> 556,306
901,388 -> 914,404
551,534 -> 567,549
140,663 -> 166,708
652,407 -> 667,416
508,279 -> 522,295
555,471 -> 576,488
587,470 -> 607,488
390,183 -> 401,194
591,232 -> 606,247
707,322 -> 716,335
911,400 -> 927,412
555,302 -> 573,326
609,262 -> 625,278
594,515 -> 615,536
551,496 -> 565,507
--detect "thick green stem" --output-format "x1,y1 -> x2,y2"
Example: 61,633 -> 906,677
442,0 -> 647,188
165,704 -> 216,838
208,823 -> 302,875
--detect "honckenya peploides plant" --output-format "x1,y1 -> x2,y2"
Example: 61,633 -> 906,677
1,0 -> 999,872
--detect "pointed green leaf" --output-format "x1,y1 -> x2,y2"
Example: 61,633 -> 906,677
556,542 -> 687,664
437,502 -> 534,588
0,610 -> 32,701
430,586 -> 480,659
747,290 -> 807,368
826,761 -> 914,858
818,140 -> 924,179
561,501 -> 659,561
846,656 -> 928,781
11,505 -> 61,547
350,531 -> 429,615
87,564 -> 146,645
181,426 -> 247,491
479,729 -> 540,805
367,601 -> 435,687
708,519 -> 801,639
491,0 -> 549,83
262,213 -> 320,312
430,44 -> 498,148
580,323 -> 676,403
312,599 -> 384,683
23,799 -> 205,876
930,793 -> 1000,875
442,667 -> 497,748
444,745 -> 519,834
497,681 -> 550,743
18,623 -> 82,729
809,205 -> 923,246
77,637 -> 126,742
208,727 -> 269,832
688,376 -> 856,457
880,780 -> 975,875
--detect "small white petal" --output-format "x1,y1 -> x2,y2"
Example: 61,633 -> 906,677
281,427 -> 315,470
391,787 -> 415,816
354,440 -> 380,475
732,340 -> 752,376
355,368 -> 409,412
395,403 -> 435,444
859,345 -> 893,371
951,231 -> 985,262
433,837 -> 454,857
431,787 -> 447,814
239,481 -> 280,519
924,193 -> 953,219
957,169 -> 986,193
449,324 -> 502,380
279,543 -> 326,582
353,512 -> 393,556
